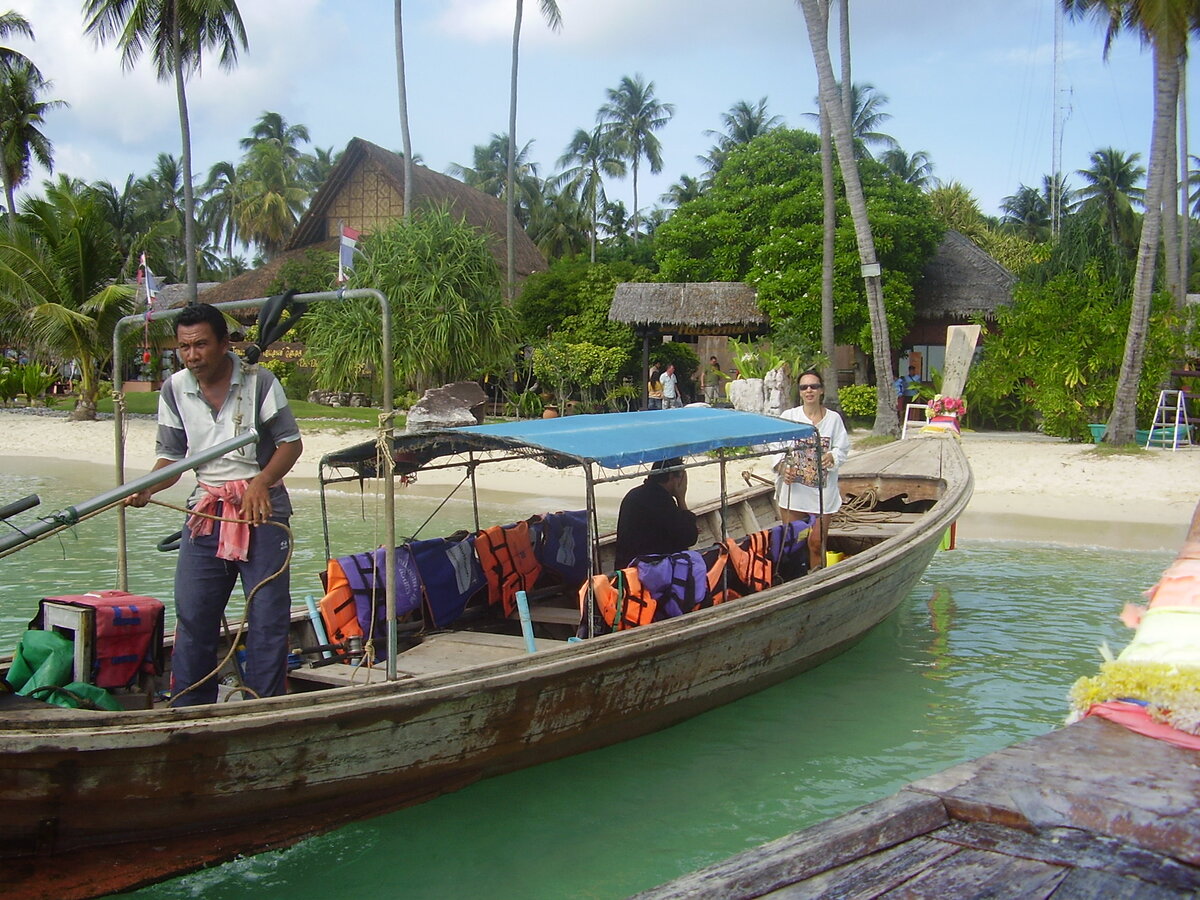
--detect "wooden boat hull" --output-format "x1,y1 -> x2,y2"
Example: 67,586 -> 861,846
0,436 -> 971,898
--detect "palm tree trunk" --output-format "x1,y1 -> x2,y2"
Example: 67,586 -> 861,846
395,0 -> 414,221
838,0 -> 851,124
507,0 -> 522,301
798,0 -> 896,435
172,26 -> 197,304
631,156 -> 640,244
819,106 -> 838,404
1106,39 -> 1180,444
3,174 -> 16,234
1162,92 -> 1180,305
1178,55 -> 1189,309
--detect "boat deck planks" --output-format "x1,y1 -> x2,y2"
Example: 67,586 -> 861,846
637,718 -> 1200,898
288,631 -> 563,686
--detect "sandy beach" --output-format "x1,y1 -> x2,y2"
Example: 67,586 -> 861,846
1,409 -> 1196,550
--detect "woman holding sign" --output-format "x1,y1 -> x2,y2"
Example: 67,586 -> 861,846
773,371 -> 851,570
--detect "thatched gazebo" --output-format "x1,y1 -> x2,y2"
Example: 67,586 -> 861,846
906,231 -> 1015,342
897,230 -> 1015,379
609,282 -> 767,406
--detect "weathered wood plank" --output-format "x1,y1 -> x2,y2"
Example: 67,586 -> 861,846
1049,866 -> 1194,900
934,821 -> 1200,893
909,719 -> 1200,866
763,834 -> 960,898
632,790 -> 948,898
888,846 -> 1066,898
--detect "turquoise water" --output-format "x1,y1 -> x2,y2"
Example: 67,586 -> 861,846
0,461 -> 1166,899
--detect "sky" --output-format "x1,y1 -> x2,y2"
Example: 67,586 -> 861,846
3,0 -> 1194,224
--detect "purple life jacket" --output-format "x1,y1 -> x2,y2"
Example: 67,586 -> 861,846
635,550 -> 709,619
410,532 -> 485,627
535,510 -> 589,588
337,546 -> 423,645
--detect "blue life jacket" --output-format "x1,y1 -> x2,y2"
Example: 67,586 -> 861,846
534,510 -> 590,588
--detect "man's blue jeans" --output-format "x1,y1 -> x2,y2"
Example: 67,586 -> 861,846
171,514 -> 292,705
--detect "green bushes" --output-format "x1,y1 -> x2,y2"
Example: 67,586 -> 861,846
837,384 -> 877,418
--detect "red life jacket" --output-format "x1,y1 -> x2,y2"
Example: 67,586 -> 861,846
579,569 -> 656,631
318,558 -> 363,651
477,520 -> 543,616
725,530 -> 773,596
40,591 -> 164,688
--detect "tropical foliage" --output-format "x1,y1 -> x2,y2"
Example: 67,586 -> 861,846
303,206 -> 516,396
655,129 -> 942,355
968,265 -> 1187,439
0,179 -> 135,419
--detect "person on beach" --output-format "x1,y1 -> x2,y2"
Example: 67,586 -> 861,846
774,371 -> 850,571
894,365 -> 920,419
126,303 -> 303,705
614,457 -> 698,569
660,363 -> 682,409
647,364 -> 664,410
701,356 -> 726,404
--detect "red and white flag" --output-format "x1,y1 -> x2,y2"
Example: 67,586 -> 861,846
138,253 -> 161,305
337,225 -> 361,283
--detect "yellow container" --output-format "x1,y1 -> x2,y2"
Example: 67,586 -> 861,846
825,551 -> 845,567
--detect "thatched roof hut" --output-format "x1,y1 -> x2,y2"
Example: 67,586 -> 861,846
609,282 -> 766,336
199,137 -> 546,307
913,230 -> 1015,320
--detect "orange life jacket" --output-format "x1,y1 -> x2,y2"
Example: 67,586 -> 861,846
579,568 -> 656,631
318,558 -> 363,650
725,530 -> 773,596
476,520 -> 543,616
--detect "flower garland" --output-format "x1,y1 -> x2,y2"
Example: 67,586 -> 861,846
928,395 -> 966,417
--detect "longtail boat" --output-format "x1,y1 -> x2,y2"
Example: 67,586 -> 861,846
0,295 -> 972,899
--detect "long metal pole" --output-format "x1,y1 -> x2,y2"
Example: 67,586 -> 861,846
0,430 -> 257,556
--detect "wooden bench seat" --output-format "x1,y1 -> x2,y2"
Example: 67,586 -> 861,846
289,631 -> 565,687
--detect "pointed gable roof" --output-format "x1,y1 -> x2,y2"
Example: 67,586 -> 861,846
287,137 -> 546,279
914,230 -> 1016,320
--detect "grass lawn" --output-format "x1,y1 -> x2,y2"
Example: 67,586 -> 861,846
96,392 -> 401,429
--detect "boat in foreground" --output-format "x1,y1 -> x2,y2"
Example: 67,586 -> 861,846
0,409 -> 970,899
635,715 -> 1200,898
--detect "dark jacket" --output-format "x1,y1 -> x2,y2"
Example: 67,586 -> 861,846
613,480 -> 699,569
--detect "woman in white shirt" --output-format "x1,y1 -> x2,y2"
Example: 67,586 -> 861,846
774,371 -> 851,570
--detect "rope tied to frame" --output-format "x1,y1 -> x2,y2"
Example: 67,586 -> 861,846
148,496 -> 292,706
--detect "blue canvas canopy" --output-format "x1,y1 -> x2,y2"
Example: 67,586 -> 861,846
320,408 -> 816,479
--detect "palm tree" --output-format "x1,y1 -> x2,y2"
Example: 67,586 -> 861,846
700,97 -> 782,173
661,174 -> 705,208
1000,183 -> 1051,240
394,0 -> 413,220
1075,146 -> 1145,246
555,125 -> 624,262
1188,153 -> 1200,216
0,10 -> 38,78
0,61 -> 65,233
239,110 -> 309,160
451,134 -> 542,224
0,180 -> 134,419
235,138 -> 308,258
927,180 -> 988,240
880,147 -> 935,188
508,0 -> 562,297
797,0 -> 896,435
528,183 -> 588,260
92,172 -> 175,277
137,152 -> 186,276
598,73 -> 675,244
1064,0 -> 1199,444
299,145 -> 339,193
83,0 -> 248,304
200,158 -> 238,270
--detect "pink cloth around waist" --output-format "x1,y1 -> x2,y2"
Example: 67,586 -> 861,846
187,480 -> 251,561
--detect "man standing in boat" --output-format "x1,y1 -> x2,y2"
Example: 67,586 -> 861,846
126,303 -> 303,705
614,457 -> 698,568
